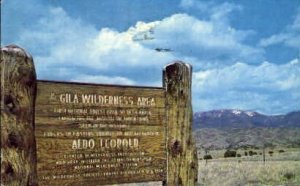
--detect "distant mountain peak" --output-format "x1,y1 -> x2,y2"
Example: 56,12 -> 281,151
193,109 -> 300,128
232,109 -> 242,115
245,111 -> 255,117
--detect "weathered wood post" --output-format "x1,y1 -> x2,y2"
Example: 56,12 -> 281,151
1,45 -> 38,185
164,62 -> 198,186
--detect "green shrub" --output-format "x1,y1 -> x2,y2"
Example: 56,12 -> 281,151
203,154 -> 213,160
283,172 -> 295,180
249,151 -> 253,156
224,150 -> 236,158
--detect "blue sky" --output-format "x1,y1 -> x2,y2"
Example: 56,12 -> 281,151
2,0 -> 300,114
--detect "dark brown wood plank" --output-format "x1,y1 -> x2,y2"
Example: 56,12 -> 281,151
35,81 -> 167,185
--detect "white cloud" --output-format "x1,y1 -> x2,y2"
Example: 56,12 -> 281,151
193,59 -> 300,114
19,4 -> 262,84
180,0 -> 242,24
18,5 -> 263,85
12,2 -> 299,114
259,10 -> 300,49
71,75 -> 136,85
142,13 -> 263,66
19,7 -> 174,84
180,0 -> 215,11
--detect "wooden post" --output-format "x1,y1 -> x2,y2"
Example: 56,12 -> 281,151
164,62 -> 198,186
1,45 -> 38,185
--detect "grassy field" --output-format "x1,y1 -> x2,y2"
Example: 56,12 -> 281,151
198,148 -> 300,159
197,148 -> 300,186
110,149 -> 300,185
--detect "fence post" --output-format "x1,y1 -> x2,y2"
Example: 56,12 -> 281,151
1,45 -> 38,185
163,62 -> 198,186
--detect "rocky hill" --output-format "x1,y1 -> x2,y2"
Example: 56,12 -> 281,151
193,109 -> 300,128
194,127 -> 300,150
193,109 -> 300,149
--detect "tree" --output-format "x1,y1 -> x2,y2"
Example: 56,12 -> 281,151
224,150 -> 236,158
203,154 -> 213,160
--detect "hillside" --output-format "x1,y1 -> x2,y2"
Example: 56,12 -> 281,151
194,127 -> 300,150
194,109 -> 300,128
193,110 -> 300,149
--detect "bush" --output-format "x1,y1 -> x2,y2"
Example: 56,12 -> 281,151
279,149 -> 285,153
249,151 -> 253,156
244,152 -> 248,156
283,172 -> 295,180
224,150 -> 236,158
269,151 -> 274,156
203,154 -> 213,160
248,150 -> 258,156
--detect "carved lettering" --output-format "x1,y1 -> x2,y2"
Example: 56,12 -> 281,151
35,81 -> 166,185
60,93 -> 79,104
57,93 -> 156,107
99,138 -> 139,149
72,139 -> 95,149
137,97 -> 156,106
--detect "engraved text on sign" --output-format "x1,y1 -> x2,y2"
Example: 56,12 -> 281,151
35,81 -> 166,185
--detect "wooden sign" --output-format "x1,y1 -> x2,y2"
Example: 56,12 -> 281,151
35,81 -> 166,185
1,45 -> 197,186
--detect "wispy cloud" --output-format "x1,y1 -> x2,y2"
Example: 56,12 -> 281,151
71,75 -> 136,85
5,0 -> 300,114
20,7 -> 173,84
142,13 -> 262,67
180,0 -> 242,23
193,59 -> 300,114
259,10 -> 300,49
19,4 -> 263,83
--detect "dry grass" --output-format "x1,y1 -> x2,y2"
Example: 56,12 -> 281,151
105,159 -> 300,186
197,160 -> 300,186
107,149 -> 300,185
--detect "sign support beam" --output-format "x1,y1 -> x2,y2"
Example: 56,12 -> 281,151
164,62 -> 198,186
1,45 -> 38,185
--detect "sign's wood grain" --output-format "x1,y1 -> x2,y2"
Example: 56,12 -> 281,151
0,45 -> 38,185
164,62 -> 198,186
35,80 -> 167,185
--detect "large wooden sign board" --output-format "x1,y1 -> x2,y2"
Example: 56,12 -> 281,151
35,81 -> 166,185
1,45 -> 197,186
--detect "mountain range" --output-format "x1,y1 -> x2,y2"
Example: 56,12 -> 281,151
193,109 -> 300,128
193,109 -> 300,150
